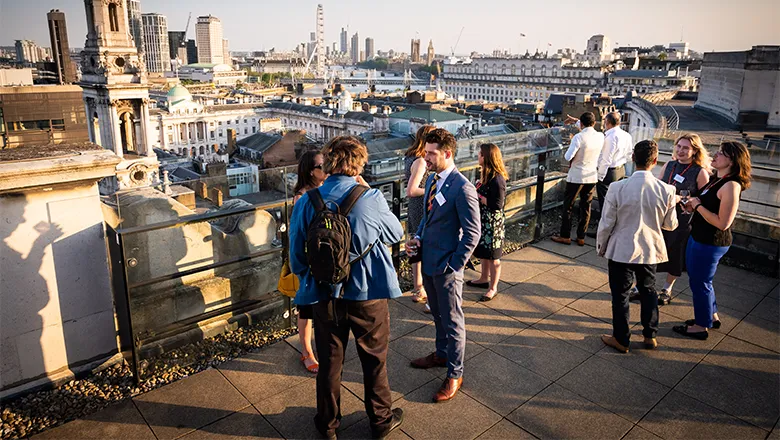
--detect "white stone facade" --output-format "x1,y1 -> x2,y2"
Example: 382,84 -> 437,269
442,56 -> 607,103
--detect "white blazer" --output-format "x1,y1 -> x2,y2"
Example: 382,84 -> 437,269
596,170 -> 679,264
565,127 -> 604,184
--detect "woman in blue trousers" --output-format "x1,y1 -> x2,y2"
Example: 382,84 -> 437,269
674,141 -> 752,340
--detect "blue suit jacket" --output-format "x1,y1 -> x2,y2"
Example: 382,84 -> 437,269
289,175 -> 404,305
415,168 -> 481,276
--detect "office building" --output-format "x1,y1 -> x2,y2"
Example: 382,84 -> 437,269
15,40 -> 41,64
186,39 -> 198,64
340,27 -> 348,54
351,33 -> 360,65
142,13 -> 170,72
47,10 -> 78,84
0,85 -> 89,148
196,15 -> 224,64
168,31 -> 187,60
365,37 -> 374,61
127,0 -> 145,64
411,39 -> 421,63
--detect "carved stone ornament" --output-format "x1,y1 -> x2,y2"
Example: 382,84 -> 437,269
128,163 -> 150,185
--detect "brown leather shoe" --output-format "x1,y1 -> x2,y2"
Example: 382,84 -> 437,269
601,335 -> 629,353
643,337 -> 658,349
433,377 -> 463,402
410,352 -> 446,369
576,238 -> 585,246
551,235 -> 571,245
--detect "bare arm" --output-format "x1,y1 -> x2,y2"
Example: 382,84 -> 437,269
691,181 -> 741,231
695,169 -> 710,191
406,158 -> 427,198
657,163 -> 668,181
564,134 -> 581,162
662,189 -> 679,231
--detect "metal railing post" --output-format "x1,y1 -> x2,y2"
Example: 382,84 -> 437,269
533,151 -> 547,241
391,180 -> 401,272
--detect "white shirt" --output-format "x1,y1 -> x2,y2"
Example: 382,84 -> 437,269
434,164 -> 456,196
564,127 -> 604,184
598,126 -> 633,181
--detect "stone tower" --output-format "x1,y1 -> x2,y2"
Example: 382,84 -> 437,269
79,0 -> 159,193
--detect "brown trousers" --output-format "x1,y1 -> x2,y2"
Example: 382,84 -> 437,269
312,298 -> 393,438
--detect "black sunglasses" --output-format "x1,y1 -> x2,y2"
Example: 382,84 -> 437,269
313,164 -> 323,170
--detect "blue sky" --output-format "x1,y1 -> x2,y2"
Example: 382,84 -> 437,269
1,0 -> 778,54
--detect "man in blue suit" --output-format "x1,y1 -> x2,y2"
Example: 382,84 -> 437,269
406,128 -> 481,402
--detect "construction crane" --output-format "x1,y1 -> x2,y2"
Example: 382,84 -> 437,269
172,12 -> 193,77
183,12 -> 192,41
451,27 -> 465,57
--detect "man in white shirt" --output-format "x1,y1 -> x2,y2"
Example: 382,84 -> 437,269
596,112 -> 633,214
597,140 -> 678,353
552,112 -> 604,246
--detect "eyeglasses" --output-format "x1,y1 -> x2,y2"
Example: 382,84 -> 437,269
313,164 -> 323,170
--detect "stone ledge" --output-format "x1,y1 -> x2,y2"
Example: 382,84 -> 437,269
0,144 -> 121,193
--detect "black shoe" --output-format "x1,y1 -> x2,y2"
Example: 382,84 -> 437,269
685,318 -> 721,329
466,280 -> 489,288
374,408 -> 404,439
658,289 -> 672,306
672,324 -> 709,340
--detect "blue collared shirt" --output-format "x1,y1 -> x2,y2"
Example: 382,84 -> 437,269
289,174 -> 404,305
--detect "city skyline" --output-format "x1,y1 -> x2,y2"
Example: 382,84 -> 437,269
1,0 -> 778,56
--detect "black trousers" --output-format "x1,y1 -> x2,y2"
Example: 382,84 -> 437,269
560,182 -> 595,239
597,165 -> 626,214
608,260 -> 659,347
312,299 -> 393,438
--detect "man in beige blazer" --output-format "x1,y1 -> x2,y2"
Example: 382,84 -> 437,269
597,140 -> 678,353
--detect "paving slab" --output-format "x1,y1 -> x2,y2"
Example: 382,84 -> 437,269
508,383 -> 633,440
729,313 -> 780,353
770,419 -> 780,440
460,350 -> 551,416
218,339 -> 314,405
676,362 -> 780,431
710,265 -> 778,296
749,295 -> 780,324
133,368 -> 250,440
638,390 -> 767,439
179,405 -> 282,439
547,261 -> 610,290
30,400 -> 155,440
657,293 -> 747,335
622,425 -> 664,440
566,290 -> 641,325
653,312 -> 727,361
574,248 -> 609,270
389,299 -> 432,341
533,239 -> 593,259
596,328 -> 700,388
520,270 -> 595,306
702,335 -> 780,387
556,356 -> 669,423
388,324 -> 486,366
532,306 -> 615,354
336,416 -> 412,440
706,281 -> 767,314
391,379 -> 502,440
770,283 -> 779,300
490,328 -> 592,381
462,301 -> 529,347
475,419 -> 536,440
340,348 -> 438,403
462,268 -> 513,297
254,380 -> 364,439
481,285 -> 565,327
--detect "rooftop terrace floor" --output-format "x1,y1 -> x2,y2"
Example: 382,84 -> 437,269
32,238 -> 780,440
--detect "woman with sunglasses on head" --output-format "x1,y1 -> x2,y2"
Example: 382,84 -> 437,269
674,141 -> 752,340
653,133 -> 710,306
292,150 -> 328,373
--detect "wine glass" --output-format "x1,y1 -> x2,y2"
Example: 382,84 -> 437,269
680,190 -> 690,205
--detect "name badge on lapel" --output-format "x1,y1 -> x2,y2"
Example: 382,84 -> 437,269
435,192 -> 446,206
673,174 -> 685,184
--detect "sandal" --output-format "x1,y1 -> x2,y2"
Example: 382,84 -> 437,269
466,280 -> 490,288
301,354 -> 319,374
479,289 -> 498,302
410,289 -> 427,303
685,318 -> 721,329
672,325 -> 709,340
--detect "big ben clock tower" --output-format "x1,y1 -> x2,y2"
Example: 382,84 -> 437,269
80,0 -> 159,193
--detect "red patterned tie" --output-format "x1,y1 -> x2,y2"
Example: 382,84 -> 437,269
427,174 -> 440,212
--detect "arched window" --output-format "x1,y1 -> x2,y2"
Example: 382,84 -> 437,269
520,65 -> 525,76
530,65 -> 536,76
108,3 -> 119,32
552,66 -> 558,77
492,63 -> 497,74
511,65 -> 516,76
501,64 -> 507,75
541,66 -> 547,77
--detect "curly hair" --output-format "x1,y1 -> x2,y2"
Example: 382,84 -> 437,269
719,141 -> 752,191
321,135 -> 368,177
424,128 -> 458,155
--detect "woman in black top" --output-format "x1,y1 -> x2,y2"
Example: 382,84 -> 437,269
466,143 -> 508,302
654,133 -> 710,305
674,142 -> 752,340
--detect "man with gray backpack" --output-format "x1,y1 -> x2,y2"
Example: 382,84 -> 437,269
289,136 -> 405,440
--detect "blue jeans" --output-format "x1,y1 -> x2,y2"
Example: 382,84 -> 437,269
686,238 -> 730,328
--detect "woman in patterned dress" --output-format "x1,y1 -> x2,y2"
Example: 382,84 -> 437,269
404,125 -> 435,303
467,143 -> 508,301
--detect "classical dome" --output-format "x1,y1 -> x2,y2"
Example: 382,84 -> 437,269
167,84 -> 192,106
